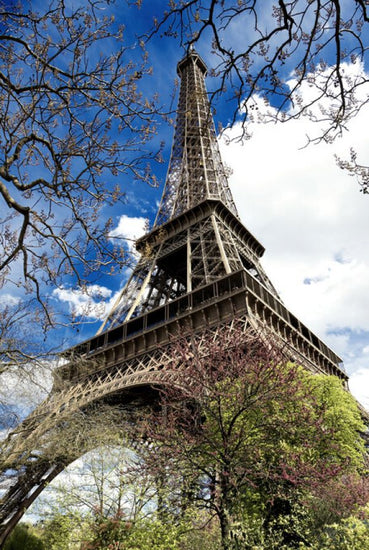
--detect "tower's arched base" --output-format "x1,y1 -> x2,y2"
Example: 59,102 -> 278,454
0,283 -> 346,545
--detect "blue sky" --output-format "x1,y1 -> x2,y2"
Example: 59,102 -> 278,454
1,1 -> 369,411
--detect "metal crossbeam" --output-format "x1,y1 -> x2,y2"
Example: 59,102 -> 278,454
0,50 -> 347,545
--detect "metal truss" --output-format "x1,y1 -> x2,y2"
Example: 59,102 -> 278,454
154,50 -> 238,226
100,51 -> 243,331
0,49 -> 348,544
0,315 -> 252,541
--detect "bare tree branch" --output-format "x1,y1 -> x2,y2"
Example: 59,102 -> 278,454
0,0 -> 162,317
146,1 -> 369,147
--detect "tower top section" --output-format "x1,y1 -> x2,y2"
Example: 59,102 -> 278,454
177,48 -> 207,77
154,48 -> 238,227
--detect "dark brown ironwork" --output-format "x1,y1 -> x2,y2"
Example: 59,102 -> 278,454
0,50 -> 347,545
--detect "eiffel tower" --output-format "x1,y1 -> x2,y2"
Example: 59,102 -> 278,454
0,49 -> 347,545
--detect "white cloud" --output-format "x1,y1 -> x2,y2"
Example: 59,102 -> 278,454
53,216 -> 146,323
349,368 -> 369,410
220,61 -> 369,409
110,214 -> 146,245
0,293 -> 21,308
109,214 -> 147,262
53,284 -> 117,320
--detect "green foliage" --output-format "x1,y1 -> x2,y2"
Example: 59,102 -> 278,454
15,336 -> 367,550
299,506 -> 369,549
140,331 -> 369,550
126,519 -> 183,550
179,523 -> 221,550
80,511 -> 130,549
80,513 -> 190,550
3,523 -> 45,550
41,512 -> 82,550
81,513 -> 220,550
307,374 -> 367,469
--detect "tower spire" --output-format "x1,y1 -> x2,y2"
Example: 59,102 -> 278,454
154,49 -> 238,227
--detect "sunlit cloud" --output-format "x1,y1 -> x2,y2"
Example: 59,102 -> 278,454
220,61 -> 369,408
110,214 -> 146,242
53,214 -> 147,322
349,368 -> 369,410
53,284 -> 118,320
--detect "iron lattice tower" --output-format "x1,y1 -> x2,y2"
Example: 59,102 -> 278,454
0,50 -> 347,544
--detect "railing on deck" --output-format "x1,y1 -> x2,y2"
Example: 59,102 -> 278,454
65,269 -> 344,376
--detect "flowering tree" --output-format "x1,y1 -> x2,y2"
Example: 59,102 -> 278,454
138,328 -> 368,549
0,0 -> 159,318
0,0 -> 162,410
148,1 -> 369,135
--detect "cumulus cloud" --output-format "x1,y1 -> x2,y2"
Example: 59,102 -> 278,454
53,284 -> 117,320
53,215 -> 147,321
109,214 -> 146,252
219,61 -> 369,408
349,368 -> 369,410
0,293 -> 21,308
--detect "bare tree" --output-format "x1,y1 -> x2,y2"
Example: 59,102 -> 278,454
0,299 -> 58,430
145,0 -> 369,190
33,445 -> 156,525
0,301 -> 47,376
0,0 -> 160,322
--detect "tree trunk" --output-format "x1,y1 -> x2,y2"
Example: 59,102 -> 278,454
218,471 -> 236,550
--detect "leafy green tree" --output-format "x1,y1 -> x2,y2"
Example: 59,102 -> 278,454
80,510 -> 130,550
124,519 -> 183,550
31,444 -> 157,529
178,513 -> 221,550
80,511 -> 213,550
138,328 -> 368,550
3,523 -> 44,550
300,505 -> 369,549
308,473 -> 369,530
40,512 -> 82,550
